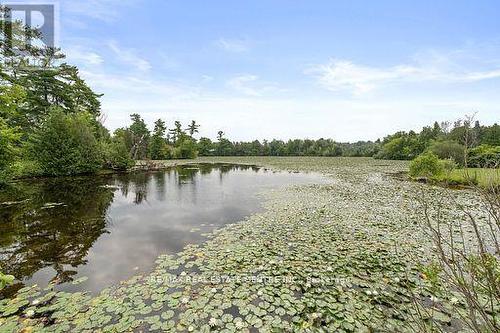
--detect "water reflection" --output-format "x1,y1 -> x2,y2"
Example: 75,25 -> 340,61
0,164 -> 322,296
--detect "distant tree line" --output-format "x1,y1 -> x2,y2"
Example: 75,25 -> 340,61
194,121 -> 499,167
195,133 -> 379,158
374,120 -> 499,167
1,10 -> 498,185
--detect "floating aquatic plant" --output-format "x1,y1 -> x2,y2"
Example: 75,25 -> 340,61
0,157 -> 495,332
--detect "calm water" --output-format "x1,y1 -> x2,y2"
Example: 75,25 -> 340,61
0,164 -> 323,296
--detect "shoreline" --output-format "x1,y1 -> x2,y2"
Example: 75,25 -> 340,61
0,157 -> 489,332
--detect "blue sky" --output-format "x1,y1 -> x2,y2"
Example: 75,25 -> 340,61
43,1 -> 500,140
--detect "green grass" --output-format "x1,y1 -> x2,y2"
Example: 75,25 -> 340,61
439,168 -> 500,188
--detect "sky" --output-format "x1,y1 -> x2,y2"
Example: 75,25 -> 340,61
16,0 -> 500,141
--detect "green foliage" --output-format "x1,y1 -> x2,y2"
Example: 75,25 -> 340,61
2,47 -> 101,133
9,160 -> 43,179
128,114 -> 150,160
0,271 -> 15,290
429,140 -> 465,165
197,137 -> 214,156
169,121 -> 183,144
468,145 -> 500,168
149,119 -> 170,160
375,132 -> 424,160
418,262 -> 442,294
480,124 -> 500,146
29,108 -> 102,176
201,137 -> 378,157
409,152 -> 446,178
0,120 -> 20,174
149,136 -> 171,160
102,136 -> 135,170
0,84 -> 25,183
186,120 -> 200,136
0,15 -> 104,180
216,138 -> 234,156
173,138 -> 198,159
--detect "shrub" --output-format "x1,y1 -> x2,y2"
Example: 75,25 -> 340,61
149,136 -> 171,160
173,138 -> 198,159
10,160 -> 43,178
409,152 -> 445,178
468,145 -> 500,168
440,158 -> 457,173
375,134 -> 424,160
29,108 -> 102,176
429,140 -> 465,165
0,117 -> 22,184
102,137 -> 135,170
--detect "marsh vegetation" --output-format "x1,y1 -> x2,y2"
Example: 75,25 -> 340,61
1,5 -> 499,333
0,157 -> 498,332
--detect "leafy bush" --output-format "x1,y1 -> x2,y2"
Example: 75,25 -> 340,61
29,108 -> 102,176
409,152 -> 446,178
101,137 -> 135,170
375,135 -> 424,160
440,158 -> 457,173
10,160 -> 43,178
173,138 -> 198,159
149,137 -> 171,160
429,140 -> 465,165
0,123 -> 21,184
468,145 -> 500,168
0,85 -> 24,183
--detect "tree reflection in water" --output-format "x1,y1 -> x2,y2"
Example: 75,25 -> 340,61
0,164 -> 320,296
0,177 -> 114,296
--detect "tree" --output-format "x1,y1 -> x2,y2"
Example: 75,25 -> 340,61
0,84 -> 25,183
102,135 -> 134,170
481,123 -> 500,146
215,131 -> 233,156
186,120 -> 200,137
149,119 -> 169,160
2,46 -> 101,132
29,108 -> 102,176
173,138 -> 198,159
429,140 -> 465,165
129,114 -> 150,160
197,137 -> 214,156
216,138 -> 233,156
169,121 -> 184,144
468,145 -> 500,168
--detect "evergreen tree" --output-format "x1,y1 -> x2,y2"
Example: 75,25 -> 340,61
149,119 -> 169,160
129,114 -> 150,160
186,120 -> 200,137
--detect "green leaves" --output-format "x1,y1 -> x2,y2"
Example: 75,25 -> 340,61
29,108 -> 102,176
0,271 -> 15,290
1,157 -> 494,332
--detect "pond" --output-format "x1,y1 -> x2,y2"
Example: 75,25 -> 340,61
0,164 -> 324,297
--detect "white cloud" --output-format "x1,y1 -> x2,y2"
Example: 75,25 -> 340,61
80,70 -> 199,99
227,74 -> 260,96
215,38 -> 250,52
226,74 -> 285,96
98,92 -> 500,142
65,47 -> 104,66
108,41 -> 152,71
310,55 -> 500,94
76,64 -> 500,142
